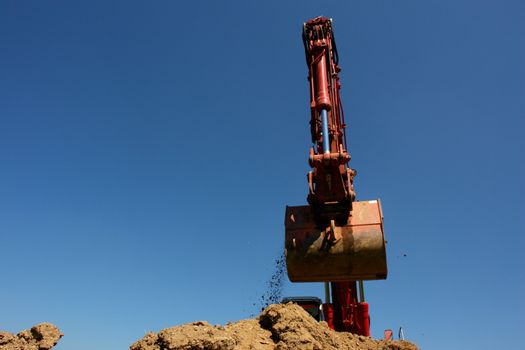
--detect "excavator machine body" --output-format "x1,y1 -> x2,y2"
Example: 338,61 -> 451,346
284,16 -> 388,335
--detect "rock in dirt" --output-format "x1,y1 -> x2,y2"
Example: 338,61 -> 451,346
131,303 -> 418,350
0,323 -> 63,350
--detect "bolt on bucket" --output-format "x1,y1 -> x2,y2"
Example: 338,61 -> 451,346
285,200 -> 388,282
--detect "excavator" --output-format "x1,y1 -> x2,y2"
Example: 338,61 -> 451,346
284,17 -> 388,336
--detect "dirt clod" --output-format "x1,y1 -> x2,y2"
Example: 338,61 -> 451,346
131,303 -> 418,350
0,324 -> 63,350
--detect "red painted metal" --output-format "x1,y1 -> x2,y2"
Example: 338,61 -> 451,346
331,281 -> 358,332
328,282 -> 370,336
357,302 -> 370,336
284,16 -> 387,337
314,53 -> 331,109
322,303 -> 334,329
303,17 -> 354,214
304,17 -> 368,335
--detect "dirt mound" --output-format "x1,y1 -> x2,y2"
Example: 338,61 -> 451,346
0,323 -> 63,350
131,303 -> 418,350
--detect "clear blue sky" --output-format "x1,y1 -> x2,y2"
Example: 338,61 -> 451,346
1,1 -> 523,349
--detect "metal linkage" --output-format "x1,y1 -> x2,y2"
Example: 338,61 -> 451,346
302,17 -> 353,214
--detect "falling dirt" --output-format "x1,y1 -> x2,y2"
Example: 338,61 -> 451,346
253,251 -> 287,314
131,303 -> 418,350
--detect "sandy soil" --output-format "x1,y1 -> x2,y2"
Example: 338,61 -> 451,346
0,304 -> 418,350
131,303 -> 418,350
0,323 -> 62,350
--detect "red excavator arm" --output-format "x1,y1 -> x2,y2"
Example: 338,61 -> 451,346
284,17 -> 388,336
303,16 -> 355,218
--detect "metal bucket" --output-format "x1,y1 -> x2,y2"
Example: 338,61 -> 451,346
285,200 -> 388,282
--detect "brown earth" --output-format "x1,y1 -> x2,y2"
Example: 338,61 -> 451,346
0,323 -> 63,350
131,303 -> 418,350
0,304 -> 417,350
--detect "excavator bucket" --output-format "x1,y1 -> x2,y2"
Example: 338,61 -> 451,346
285,200 -> 387,282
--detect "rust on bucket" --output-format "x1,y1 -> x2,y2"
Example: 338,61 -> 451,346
285,200 -> 388,282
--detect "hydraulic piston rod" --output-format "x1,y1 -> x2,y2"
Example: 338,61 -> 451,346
321,109 -> 330,154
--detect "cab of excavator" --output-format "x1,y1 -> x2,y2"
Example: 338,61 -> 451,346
281,296 -> 323,321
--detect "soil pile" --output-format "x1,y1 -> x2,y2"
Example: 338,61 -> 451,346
131,303 -> 418,350
0,323 -> 63,350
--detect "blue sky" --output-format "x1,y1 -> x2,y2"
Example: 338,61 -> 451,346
1,1 -> 523,349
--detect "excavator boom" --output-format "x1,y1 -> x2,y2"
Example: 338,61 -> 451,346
284,17 -> 388,336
